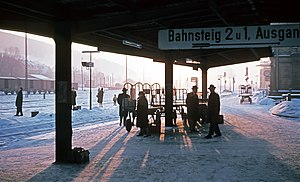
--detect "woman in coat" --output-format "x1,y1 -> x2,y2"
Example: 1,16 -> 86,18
136,91 -> 150,137
186,86 -> 199,132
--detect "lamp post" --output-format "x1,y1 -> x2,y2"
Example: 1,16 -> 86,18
82,50 -> 99,110
122,40 -> 142,83
125,55 -> 128,83
81,57 -> 84,91
25,33 -> 28,98
233,76 -> 235,92
218,75 -> 222,94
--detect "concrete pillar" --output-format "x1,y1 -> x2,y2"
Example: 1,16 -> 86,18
201,67 -> 208,99
54,22 -> 72,163
165,59 -> 174,126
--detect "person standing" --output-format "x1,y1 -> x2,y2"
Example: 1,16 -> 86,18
113,94 -> 117,106
15,87 -> 23,116
117,88 -> 130,126
186,86 -> 199,132
71,87 -> 77,110
205,84 -> 221,139
136,91 -> 150,137
97,88 -> 104,106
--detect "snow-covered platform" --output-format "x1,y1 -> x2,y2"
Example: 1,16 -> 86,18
1,116 -> 300,182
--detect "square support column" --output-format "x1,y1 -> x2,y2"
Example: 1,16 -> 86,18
165,59 -> 174,126
54,22 -> 72,163
201,67 -> 208,99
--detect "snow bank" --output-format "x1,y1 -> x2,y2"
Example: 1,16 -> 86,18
270,99 -> 300,118
258,97 -> 277,105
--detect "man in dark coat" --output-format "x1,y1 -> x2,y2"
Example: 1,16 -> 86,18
15,87 -> 23,116
71,87 -> 77,110
186,86 -> 199,132
117,87 -> 130,126
97,88 -> 104,106
136,91 -> 150,137
205,84 -> 221,139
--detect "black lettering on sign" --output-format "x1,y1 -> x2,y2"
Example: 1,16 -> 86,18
256,26 -> 300,41
225,28 -> 233,40
243,27 -> 250,40
169,30 -> 174,41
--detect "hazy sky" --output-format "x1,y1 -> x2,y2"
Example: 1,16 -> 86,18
0,29 -> 262,91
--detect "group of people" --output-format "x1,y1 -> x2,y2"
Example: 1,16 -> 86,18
116,83 -> 221,139
186,84 -> 221,139
72,87 -> 117,109
97,88 -> 117,107
96,88 -> 104,106
117,88 -> 150,137
14,83 -> 221,138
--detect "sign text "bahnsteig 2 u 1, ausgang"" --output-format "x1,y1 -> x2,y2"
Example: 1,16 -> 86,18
158,24 -> 300,50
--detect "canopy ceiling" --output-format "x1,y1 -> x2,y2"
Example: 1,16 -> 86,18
1,0 -> 299,68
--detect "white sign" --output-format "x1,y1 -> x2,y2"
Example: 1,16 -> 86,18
158,24 -> 300,50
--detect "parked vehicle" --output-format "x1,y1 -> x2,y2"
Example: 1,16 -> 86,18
239,85 -> 252,104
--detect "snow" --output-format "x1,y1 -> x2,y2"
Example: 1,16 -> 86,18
270,99 -> 300,118
0,89 -> 300,181
30,74 -> 54,81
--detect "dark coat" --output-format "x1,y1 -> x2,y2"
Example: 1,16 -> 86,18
117,92 -> 130,116
97,90 -> 104,103
71,90 -> 77,106
207,91 -> 220,123
186,92 -> 199,121
15,89 -> 23,107
136,96 -> 148,128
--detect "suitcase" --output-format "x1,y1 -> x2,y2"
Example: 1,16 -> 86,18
69,147 -> 90,163
125,119 -> 134,132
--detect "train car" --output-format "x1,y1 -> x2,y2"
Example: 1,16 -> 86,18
0,74 -> 55,94
30,74 -> 55,94
0,76 -> 18,94
270,48 -> 300,95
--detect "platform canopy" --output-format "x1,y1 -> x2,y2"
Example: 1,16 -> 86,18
1,0 -> 299,68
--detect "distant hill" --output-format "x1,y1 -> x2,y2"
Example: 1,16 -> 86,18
0,53 -> 54,78
0,31 -> 55,67
0,31 -> 137,84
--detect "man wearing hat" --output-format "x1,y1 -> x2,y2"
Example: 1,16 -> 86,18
136,91 -> 150,137
186,85 -> 199,132
205,84 -> 221,139
117,87 -> 130,126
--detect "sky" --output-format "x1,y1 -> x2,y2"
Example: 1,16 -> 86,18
0,29 -> 262,91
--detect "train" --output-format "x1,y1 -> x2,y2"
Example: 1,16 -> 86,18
0,74 -> 55,94
270,54 -> 300,95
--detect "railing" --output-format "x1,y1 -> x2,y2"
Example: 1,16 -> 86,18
123,82 -> 188,108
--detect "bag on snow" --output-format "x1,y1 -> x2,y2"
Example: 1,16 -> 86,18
69,147 -> 90,163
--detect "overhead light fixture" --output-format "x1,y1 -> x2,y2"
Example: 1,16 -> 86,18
122,40 -> 142,49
